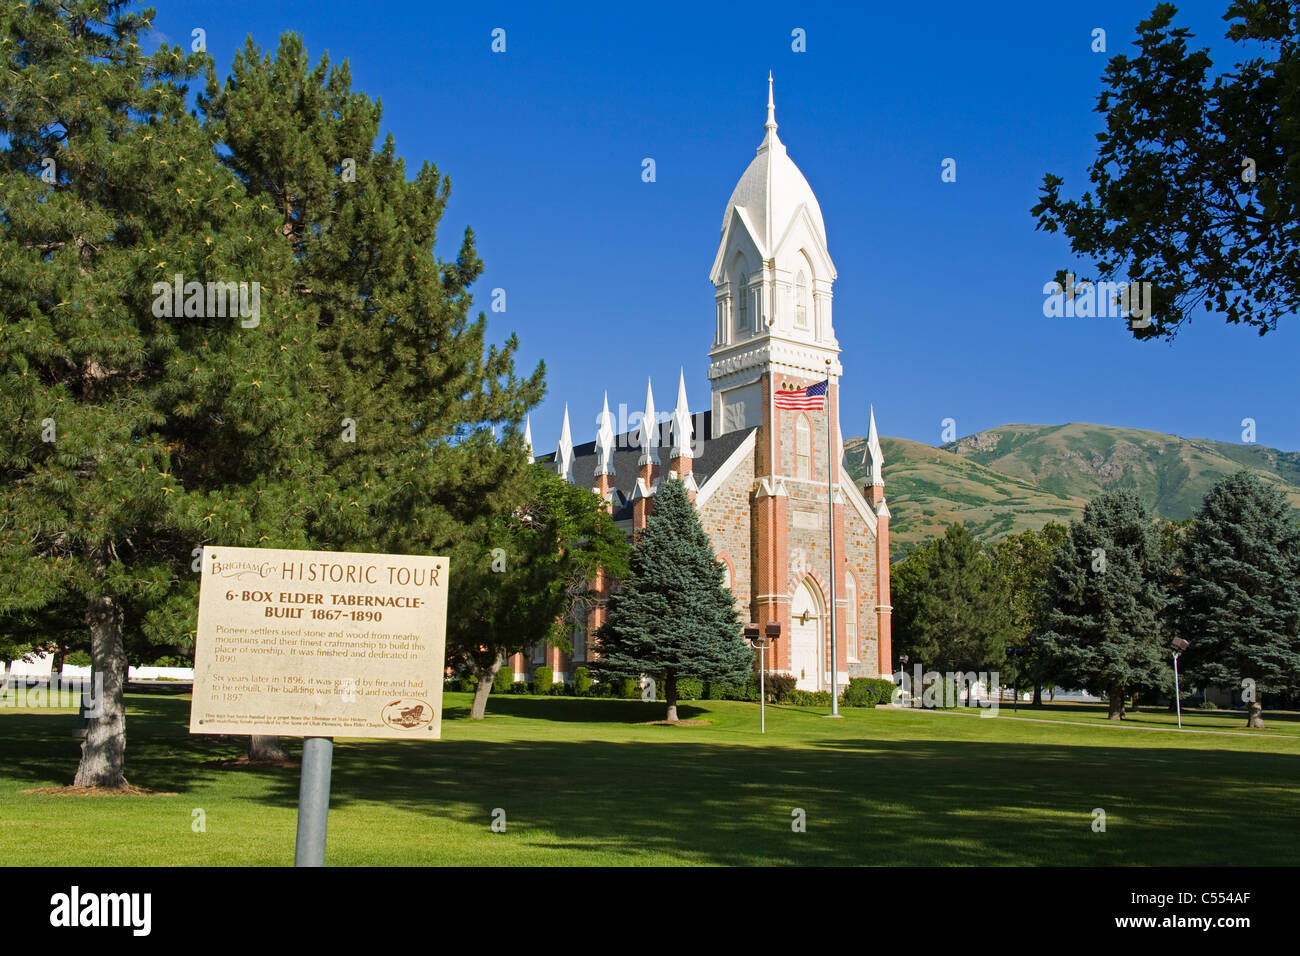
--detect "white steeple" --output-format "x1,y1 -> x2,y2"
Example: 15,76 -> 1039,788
637,379 -> 659,466
523,415 -> 534,464
864,404 -> 884,487
595,392 -> 616,477
708,75 -> 840,438
556,405 -> 574,483
670,369 -> 694,460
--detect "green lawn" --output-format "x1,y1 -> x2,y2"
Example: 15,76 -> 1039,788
2,690 -> 1298,866
967,700 -> 1300,736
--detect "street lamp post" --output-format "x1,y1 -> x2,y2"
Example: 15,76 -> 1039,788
898,653 -> 909,707
1171,637 -> 1190,730
746,622 -> 780,734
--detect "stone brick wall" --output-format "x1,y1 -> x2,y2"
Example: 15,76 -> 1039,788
844,503 -> 879,678
698,446 -> 756,616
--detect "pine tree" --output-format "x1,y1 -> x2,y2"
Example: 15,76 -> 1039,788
1040,491 -> 1172,718
1177,471 -> 1300,728
194,33 -> 546,750
0,1 -> 259,787
1,15 -> 545,784
593,477 -> 751,721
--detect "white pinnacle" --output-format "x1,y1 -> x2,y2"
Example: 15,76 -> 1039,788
595,391 -> 616,477
864,404 -> 884,486
766,70 -> 777,133
523,415 -> 534,464
670,368 -> 694,460
556,404 -> 574,483
638,379 -> 659,466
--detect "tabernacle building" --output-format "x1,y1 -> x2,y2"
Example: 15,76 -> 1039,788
516,78 -> 894,690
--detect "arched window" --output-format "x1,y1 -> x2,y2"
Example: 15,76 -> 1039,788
845,573 -> 859,661
720,559 -> 732,591
795,416 -> 811,480
735,273 -> 748,334
794,271 -> 809,329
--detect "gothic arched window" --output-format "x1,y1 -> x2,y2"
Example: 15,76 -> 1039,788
795,271 -> 809,330
845,573 -> 859,661
795,415 -> 811,480
736,273 -> 748,335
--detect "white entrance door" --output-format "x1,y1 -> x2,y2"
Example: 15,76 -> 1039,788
790,580 -> 822,691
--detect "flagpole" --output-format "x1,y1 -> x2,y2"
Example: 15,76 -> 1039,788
825,358 -> 840,717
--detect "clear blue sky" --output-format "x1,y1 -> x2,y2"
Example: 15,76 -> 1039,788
149,0 -> 1298,452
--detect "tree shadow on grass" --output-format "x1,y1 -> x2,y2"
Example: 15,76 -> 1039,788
0,693 -> 294,794
451,696 -> 709,724
252,729 -> 1300,866
7,694 -> 1299,865
1026,701 -> 1300,730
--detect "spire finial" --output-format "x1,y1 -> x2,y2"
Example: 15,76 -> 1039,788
865,404 -> 884,486
638,378 -> 660,466
595,391 -> 616,477
556,404 -> 574,483
671,367 -> 694,460
523,414 -> 534,464
765,71 -> 777,132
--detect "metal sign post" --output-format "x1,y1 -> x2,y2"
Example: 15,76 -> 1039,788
295,736 -> 334,866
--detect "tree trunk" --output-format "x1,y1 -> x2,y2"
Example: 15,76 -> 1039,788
469,651 -> 506,720
74,596 -> 127,788
1130,691 -> 1141,713
1032,680 -> 1042,707
665,672 -> 678,723
1247,700 -> 1264,729
247,735 -> 288,761
964,680 -> 972,707
1107,683 -> 1126,720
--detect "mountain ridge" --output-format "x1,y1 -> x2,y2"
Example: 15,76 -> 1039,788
842,422 -> 1300,559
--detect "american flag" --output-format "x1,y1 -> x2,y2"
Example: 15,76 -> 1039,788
774,379 -> 827,410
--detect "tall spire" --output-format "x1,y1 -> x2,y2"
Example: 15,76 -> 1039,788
670,368 -> 694,460
864,404 -> 884,487
637,379 -> 659,466
523,415 -> 534,464
765,70 -> 777,134
595,392 -> 616,477
556,405 -> 574,483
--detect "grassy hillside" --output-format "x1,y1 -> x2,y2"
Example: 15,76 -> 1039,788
844,436 -> 1086,558
845,423 -> 1300,558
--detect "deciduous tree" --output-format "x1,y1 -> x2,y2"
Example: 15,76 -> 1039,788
1032,2 -> 1300,339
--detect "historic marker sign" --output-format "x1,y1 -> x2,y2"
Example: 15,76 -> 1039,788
190,546 -> 449,739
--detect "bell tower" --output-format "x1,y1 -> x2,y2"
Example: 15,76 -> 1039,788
707,74 -> 839,440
